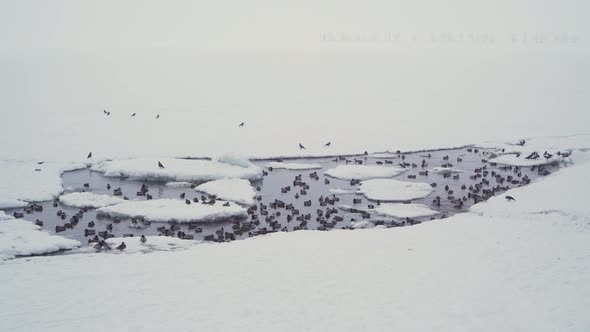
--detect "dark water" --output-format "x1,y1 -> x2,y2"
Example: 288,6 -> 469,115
5,147 -> 558,247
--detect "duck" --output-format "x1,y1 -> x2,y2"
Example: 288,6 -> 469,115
116,242 -> 127,251
140,235 -> 147,243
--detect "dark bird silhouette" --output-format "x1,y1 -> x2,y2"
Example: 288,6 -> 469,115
131,113 -> 136,117
156,114 -> 160,119
116,242 -> 127,251
324,142 -> 331,147
239,122 -> 244,127
141,235 -> 147,243
299,143 -> 306,150
505,195 -> 516,201
87,152 -> 92,159
103,110 -> 107,114
158,161 -> 165,169
543,151 -> 553,159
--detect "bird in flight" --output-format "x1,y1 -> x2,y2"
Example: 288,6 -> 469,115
299,143 -> 306,150
87,152 -> 92,159
324,142 -> 331,147
156,114 -> 160,119
131,113 -> 136,117
505,195 -> 516,201
158,161 -> 165,169
239,122 -> 244,127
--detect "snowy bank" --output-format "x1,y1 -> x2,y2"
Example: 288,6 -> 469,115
0,161 -> 86,209
194,179 -> 256,205
0,217 -> 80,261
489,152 -> 566,167
266,161 -> 322,170
59,192 -> 125,208
78,236 -> 198,254
431,167 -> 462,174
92,157 -> 262,183
96,199 -> 247,223
371,203 -> 440,219
325,165 -> 406,180
358,179 -> 434,201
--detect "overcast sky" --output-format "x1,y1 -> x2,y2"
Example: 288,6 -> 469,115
1,0 -> 588,136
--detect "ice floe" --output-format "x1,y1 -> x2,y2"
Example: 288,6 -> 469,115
0,217 -> 80,261
0,161 -> 87,209
266,161 -> 322,170
96,198 -> 247,223
92,157 -> 262,183
371,203 -> 439,219
58,192 -> 125,208
194,179 -> 256,205
329,188 -> 357,195
325,165 -> 406,180
358,179 -> 433,201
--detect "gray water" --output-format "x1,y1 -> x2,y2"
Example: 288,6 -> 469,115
5,147 -> 558,247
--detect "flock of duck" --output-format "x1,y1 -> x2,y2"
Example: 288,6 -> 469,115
9,143 -> 564,252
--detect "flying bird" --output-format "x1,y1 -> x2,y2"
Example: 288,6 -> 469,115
87,152 -> 92,159
158,161 -> 165,169
324,142 -> 331,147
131,113 -> 136,117
299,143 -> 306,150
156,114 -> 160,119
239,122 -> 244,127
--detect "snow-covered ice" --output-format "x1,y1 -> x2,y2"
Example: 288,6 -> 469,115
77,236 -> 198,254
92,157 -> 262,183
0,217 -> 80,261
329,188 -> 357,195
358,179 -> 434,201
194,179 -> 256,205
266,161 -> 322,170
325,165 -> 406,180
58,192 -> 125,208
1,147 -> 590,331
96,198 -> 247,223
371,203 -> 440,219
0,161 -> 86,209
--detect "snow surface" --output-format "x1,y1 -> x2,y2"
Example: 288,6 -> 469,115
96,198 -> 247,223
372,203 -> 440,219
0,161 -> 86,209
194,179 -> 256,205
0,217 -> 80,261
325,165 -> 406,180
58,192 -> 125,208
77,236 -> 198,254
1,147 -> 590,331
92,157 -> 262,183
266,161 -> 322,170
358,179 -> 434,201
